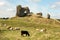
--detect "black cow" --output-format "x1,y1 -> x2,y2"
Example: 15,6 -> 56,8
21,30 -> 30,36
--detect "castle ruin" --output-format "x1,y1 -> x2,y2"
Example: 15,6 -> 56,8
16,5 -> 30,17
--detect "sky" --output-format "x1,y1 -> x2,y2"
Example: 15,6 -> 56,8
0,0 -> 60,19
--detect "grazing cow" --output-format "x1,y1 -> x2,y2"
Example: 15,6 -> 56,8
21,30 -> 30,36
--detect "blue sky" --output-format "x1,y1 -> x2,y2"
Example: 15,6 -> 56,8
0,0 -> 60,19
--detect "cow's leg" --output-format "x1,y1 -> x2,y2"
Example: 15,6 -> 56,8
28,33 -> 30,36
27,33 -> 30,36
21,32 -> 24,36
26,32 -> 30,36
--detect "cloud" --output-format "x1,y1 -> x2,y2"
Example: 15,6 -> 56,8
51,2 -> 60,9
30,0 -> 41,2
51,5 -> 56,9
7,8 -> 15,12
55,2 -> 60,4
0,0 -> 16,18
0,2 -> 5,6
50,2 -> 60,19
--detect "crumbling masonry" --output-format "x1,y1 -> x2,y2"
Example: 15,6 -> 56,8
16,5 -> 30,17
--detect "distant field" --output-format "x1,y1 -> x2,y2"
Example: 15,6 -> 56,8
0,17 -> 60,40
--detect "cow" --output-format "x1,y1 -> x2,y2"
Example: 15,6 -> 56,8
21,30 -> 30,36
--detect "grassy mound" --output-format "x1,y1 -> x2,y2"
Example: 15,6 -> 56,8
0,16 -> 60,40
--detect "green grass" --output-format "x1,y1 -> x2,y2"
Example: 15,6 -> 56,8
0,17 -> 60,40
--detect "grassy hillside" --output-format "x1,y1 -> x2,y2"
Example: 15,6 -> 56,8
57,19 -> 60,21
0,16 -> 60,40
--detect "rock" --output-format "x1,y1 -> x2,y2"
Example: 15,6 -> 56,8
14,27 -> 20,30
9,27 -> 13,30
47,14 -> 50,19
7,26 -> 13,30
36,29 -> 39,31
7,26 -> 11,29
40,28 -> 46,32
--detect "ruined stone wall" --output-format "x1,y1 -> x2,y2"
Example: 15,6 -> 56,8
36,12 -> 42,18
16,5 -> 30,17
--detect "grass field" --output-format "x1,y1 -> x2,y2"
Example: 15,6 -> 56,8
0,16 -> 60,40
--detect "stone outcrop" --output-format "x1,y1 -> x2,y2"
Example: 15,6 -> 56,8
47,14 -> 50,19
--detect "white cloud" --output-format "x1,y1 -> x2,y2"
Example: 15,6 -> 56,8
30,0 -> 41,2
51,5 -> 56,9
0,2 -> 5,6
55,2 -> 60,4
50,2 -> 60,19
7,8 -> 15,12
51,2 -> 60,9
0,0 -> 16,18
